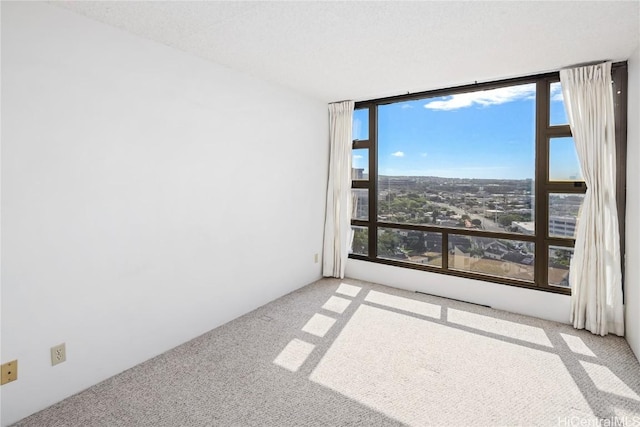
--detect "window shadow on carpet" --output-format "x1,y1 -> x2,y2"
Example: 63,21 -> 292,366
273,278 -> 640,427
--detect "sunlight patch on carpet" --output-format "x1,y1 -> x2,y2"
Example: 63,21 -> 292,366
447,308 -> 553,347
336,283 -> 362,297
580,361 -> 640,401
364,290 -> 440,319
322,296 -> 351,314
273,339 -> 315,372
310,304 -> 593,426
302,313 -> 337,338
561,333 -> 597,357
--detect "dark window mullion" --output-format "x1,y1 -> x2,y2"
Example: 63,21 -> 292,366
535,79 -> 550,288
545,237 -> 576,247
368,105 -> 377,259
442,232 -> 449,272
546,126 -> 572,136
546,183 -> 586,193
353,140 -> 370,150
375,221 -> 536,242
351,219 -> 369,228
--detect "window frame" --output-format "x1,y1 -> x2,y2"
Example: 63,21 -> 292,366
350,64 -> 627,295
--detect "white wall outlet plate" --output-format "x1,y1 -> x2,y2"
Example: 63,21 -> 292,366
51,343 -> 66,366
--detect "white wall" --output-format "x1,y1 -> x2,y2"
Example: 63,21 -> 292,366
625,45 -> 640,362
347,260 -> 570,323
0,2 -> 328,425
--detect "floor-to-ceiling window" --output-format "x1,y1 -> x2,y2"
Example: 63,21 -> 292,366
350,65 -> 627,294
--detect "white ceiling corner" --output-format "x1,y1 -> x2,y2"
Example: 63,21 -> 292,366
53,1 -> 640,102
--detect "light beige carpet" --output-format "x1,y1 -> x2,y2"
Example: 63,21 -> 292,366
14,278 -> 640,426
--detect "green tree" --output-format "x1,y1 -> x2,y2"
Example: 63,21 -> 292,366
378,230 -> 402,257
406,231 -> 425,255
553,249 -> 571,267
352,229 -> 368,254
498,213 -> 529,227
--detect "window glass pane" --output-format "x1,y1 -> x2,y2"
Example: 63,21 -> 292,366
350,226 -> 368,255
351,189 -> 368,221
549,193 -> 584,238
352,148 -> 368,180
448,235 -> 534,282
549,137 -> 583,181
549,82 -> 568,126
353,109 -> 369,141
548,245 -> 573,287
377,83 -> 535,234
377,227 -> 442,267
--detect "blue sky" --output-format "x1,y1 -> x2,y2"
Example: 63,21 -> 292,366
353,82 -> 581,180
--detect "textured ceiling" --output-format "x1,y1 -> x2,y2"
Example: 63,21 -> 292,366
55,1 -> 640,102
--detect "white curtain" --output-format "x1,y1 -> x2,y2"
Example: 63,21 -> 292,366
322,101 -> 355,278
560,62 -> 624,336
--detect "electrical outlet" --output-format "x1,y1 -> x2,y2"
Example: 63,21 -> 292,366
51,343 -> 66,366
1,360 -> 18,385
314,253 -> 319,263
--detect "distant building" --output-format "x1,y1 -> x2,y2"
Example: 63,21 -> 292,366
484,241 -> 509,260
449,235 -> 472,252
437,219 -> 459,227
502,251 -> 533,265
512,221 -> 535,235
352,190 -> 369,219
549,216 -> 577,237
511,216 -> 576,237
451,245 -> 471,269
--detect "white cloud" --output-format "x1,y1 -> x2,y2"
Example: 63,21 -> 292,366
420,152 -> 428,157
550,82 -> 564,102
549,83 -> 564,102
391,151 -> 405,157
400,103 -> 414,109
424,83 -> 536,111
353,155 -> 363,159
